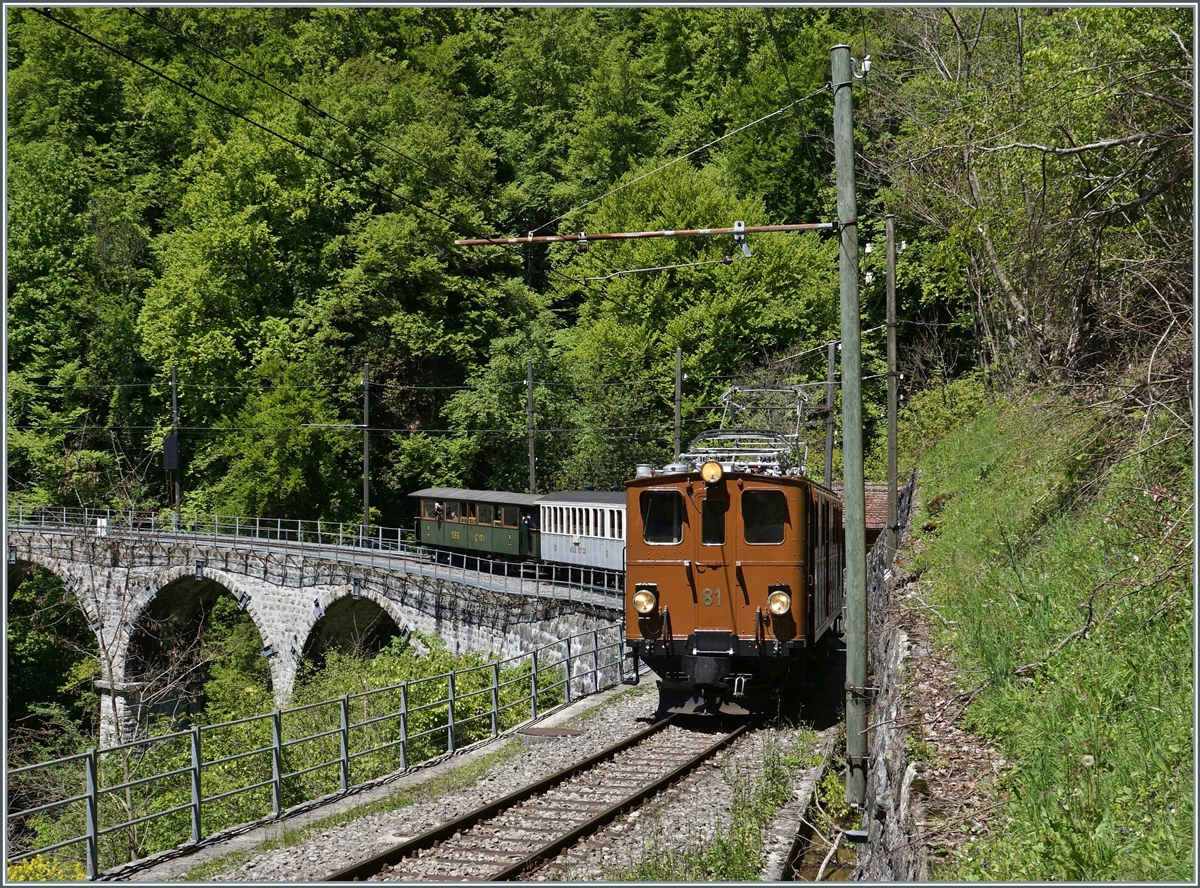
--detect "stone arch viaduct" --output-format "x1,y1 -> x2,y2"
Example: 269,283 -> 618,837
6,513 -> 622,745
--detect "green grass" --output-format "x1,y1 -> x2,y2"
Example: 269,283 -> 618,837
906,393 -> 1192,881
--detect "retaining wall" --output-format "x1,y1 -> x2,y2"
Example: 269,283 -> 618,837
852,473 -> 929,881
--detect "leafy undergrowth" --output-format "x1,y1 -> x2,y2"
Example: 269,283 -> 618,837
908,393 -> 1192,881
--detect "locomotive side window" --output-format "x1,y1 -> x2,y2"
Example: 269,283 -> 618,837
445,502 -> 460,522
641,490 -> 684,544
743,490 -> 787,544
702,498 -> 727,545
502,506 -> 519,528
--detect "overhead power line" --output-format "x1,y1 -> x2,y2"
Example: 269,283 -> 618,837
124,7 -> 474,195
531,83 -> 832,236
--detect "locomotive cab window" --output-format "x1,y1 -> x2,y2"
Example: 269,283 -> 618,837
702,498 -> 727,545
743,490 -> 787,544
502,505 -> 519,528
640,490 -> 684,544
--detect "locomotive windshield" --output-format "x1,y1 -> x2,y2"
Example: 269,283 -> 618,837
702,498 -> 727,545
640,490 -> 684,544
743,490 -> 787,544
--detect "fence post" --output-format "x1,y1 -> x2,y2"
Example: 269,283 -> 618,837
190,725 -> 202,844
271,711 -> 283,817
491,663 -> 500,738
617,623 -> 625,684
339,695 -> 350,792
530,649 -> 539,719
84,748 -> 99,880
564,637 -> 573,704
399,683 -> 408,771
447,673 -> 456,755
592,628 -> 600,691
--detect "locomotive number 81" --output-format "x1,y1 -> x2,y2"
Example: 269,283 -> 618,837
625,450 -> 844,715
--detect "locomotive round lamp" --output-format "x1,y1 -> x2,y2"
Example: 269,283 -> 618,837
632,588 -> 658,614
700,460 -> 723,484
767,590 -> 792,616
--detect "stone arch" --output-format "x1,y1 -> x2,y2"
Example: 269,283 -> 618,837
297,583 -> 409,669
120,566 -> 280,716
8,552 -> 119,667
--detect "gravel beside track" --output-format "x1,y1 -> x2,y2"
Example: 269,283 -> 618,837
525,724 -> 820,881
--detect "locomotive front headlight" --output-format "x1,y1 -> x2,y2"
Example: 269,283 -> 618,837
700,460 -> 723,484
767,590 -> 792,616
632,589 -> 658,615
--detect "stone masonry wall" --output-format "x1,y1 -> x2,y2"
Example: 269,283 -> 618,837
852,472 -> 927,881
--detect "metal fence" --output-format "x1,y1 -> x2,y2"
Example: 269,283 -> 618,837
6,505 -> 625,605
5,623 -> 633,880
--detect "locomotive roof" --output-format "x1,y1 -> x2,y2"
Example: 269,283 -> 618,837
409,488 -> 545,507
537,490 -> 626,505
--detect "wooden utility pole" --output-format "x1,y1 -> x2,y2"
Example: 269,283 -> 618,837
674,347 -> 683,461
886,215 -> 899,562
833,44 -> 868,809
825,340 -> 836,487
527,360 -> 536,494
172,365 -> 181,530
363,363 -> 370,542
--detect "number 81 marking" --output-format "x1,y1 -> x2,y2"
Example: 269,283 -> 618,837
702,587 -> 722,606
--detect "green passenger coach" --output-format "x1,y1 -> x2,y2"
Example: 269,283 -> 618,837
411,488 -> 543,560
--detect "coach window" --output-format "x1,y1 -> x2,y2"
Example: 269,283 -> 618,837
421,500 -> 439,520
478,504 -> 494,525
466,503 -> 478,524
502,505 -> 519,528
445,501 -> 460,522
702,498 -> 727,545
641,490 -> 684,544
616,510 -> 623,540
743,490 -> 787,544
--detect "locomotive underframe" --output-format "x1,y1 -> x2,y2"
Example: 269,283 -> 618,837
629,630 -> 814,714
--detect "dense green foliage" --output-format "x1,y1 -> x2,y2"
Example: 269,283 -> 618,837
907,394 -> 1192,880
7,6 -> 1189,512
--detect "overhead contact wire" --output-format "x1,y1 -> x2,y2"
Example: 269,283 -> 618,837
125,7 -> 473,195
532,84 -> 831,235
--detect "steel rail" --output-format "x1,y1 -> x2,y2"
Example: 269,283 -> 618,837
489,723 -> 748,881
323,716 -> 751,882
323,716 -> 677,882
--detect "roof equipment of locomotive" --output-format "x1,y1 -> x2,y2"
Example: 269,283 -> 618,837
678,384 -> 813,477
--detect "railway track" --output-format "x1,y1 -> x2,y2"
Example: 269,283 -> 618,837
325,715 -> 749,882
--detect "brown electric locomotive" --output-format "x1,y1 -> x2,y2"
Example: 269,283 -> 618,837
624,423 -> 845,715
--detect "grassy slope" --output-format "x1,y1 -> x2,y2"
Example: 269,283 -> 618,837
905,392 -> 1192,881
